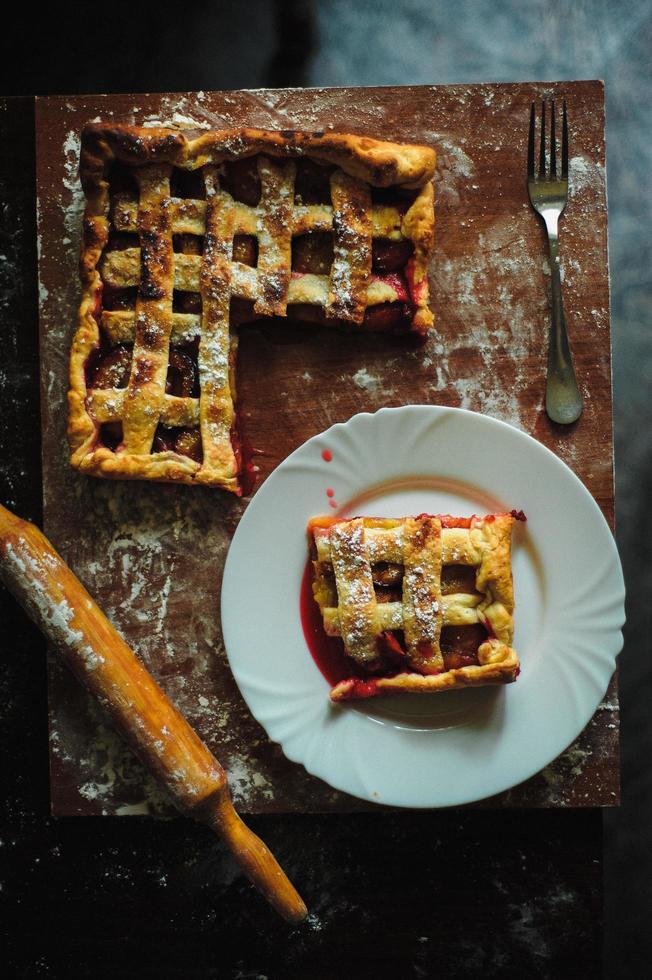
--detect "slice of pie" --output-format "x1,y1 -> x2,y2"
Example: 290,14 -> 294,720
68,125 -> 436,492
307,512 -> 524,701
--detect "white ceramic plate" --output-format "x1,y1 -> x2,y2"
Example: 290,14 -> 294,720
221,406 -> 625,808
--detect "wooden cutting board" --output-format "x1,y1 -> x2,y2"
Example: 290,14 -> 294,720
35,81 -> 618,814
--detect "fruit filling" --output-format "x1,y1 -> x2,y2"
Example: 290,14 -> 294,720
372,238 -> 414,273
441,625 -> 487,669
87,344 -> 132,389
172,291 -> 202,314
102,286 -> 138,311
107,160 -> 139,198
292,233 -> 334,275
221,158 -> 261,206
106,230 -> 140,252
153,425 -> 202,461
232,234 -> 258,267
98,421 -> 123,451
294,159 -> 333,205
173,233 -> 203,255
170,166 -> 206,200
165,348 -> 199,398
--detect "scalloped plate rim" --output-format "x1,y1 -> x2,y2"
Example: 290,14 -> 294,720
221,406 -> 625,808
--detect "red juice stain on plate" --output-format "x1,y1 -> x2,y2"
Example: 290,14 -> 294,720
326,488 -> 334,497
321,449 -> 333,462
328,500 -> 338,509
300,560 -> 365,686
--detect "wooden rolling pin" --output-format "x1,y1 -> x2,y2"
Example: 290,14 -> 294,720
0,503 -> 306,923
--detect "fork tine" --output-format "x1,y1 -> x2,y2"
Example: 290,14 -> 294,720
528,102 -> 536,179
550,99 -> 557,178
539,100 -> 546,177
561,99 -> 569,178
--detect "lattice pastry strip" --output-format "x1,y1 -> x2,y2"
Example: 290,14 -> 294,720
99,252 -> 402,318
254,157 -> 295,317
198,169 -> 238,485
328,170 -> 372,322
111,194 -> 403,241
309,513 -> 522,701
121,164 -> 174,457
69,125 -> 436,490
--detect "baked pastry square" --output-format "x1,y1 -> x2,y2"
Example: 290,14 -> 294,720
308,512 -> 523,701
68,125 -> 436,492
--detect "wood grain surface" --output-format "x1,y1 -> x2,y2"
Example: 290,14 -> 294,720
35,81 -> 618,814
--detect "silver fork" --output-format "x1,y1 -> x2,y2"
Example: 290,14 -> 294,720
527,99 -> 582,424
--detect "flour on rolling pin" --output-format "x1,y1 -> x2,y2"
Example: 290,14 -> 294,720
0,504 -> 307,922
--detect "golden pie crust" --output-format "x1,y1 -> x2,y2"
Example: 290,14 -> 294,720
308,512 -> 522,701
68,125 -> 436,492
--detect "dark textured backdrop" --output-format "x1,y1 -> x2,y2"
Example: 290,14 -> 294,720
1,2 -> 650,977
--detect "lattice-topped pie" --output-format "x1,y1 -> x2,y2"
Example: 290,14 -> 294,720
308,512 -> 523,701
68,125 -> 436,492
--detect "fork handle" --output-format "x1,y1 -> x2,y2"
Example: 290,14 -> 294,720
544,224 -> 583,424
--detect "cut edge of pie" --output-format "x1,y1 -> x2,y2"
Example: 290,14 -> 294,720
68,125 -> 437,492
307,511 -> 524,702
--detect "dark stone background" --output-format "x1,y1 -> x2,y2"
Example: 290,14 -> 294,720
1,2 -> 650,976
